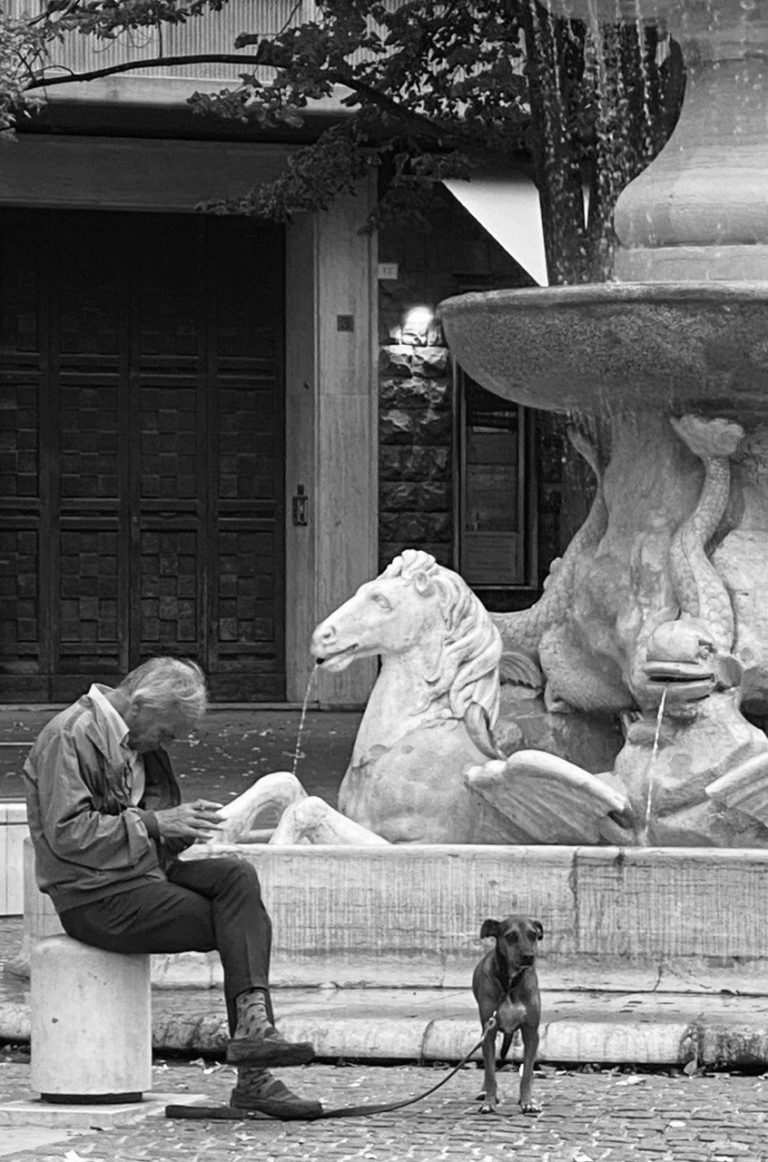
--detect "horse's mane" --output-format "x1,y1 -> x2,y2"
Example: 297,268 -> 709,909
382,549 -> 501,723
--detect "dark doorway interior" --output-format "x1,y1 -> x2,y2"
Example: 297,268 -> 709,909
0,209 -> 286,702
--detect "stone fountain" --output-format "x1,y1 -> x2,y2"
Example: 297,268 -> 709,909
440,0 -> 768,849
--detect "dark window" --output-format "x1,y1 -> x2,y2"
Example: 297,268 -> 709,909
456,368 -> 537,591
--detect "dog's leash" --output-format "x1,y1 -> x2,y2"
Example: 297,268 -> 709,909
165,1019 -> 497,1123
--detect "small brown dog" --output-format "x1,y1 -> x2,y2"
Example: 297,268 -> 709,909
472,915 -> 543,1115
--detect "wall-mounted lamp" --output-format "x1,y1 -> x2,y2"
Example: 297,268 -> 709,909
400,305 -> 435,346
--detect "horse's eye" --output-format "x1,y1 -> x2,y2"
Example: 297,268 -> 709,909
370,591 -> 392,612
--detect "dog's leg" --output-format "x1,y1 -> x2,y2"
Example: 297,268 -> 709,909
518,1025 -> 541,1114
478,1030 -> 499,1114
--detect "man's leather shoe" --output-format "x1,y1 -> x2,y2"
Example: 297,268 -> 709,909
229,1072 -> 323,1120
226,1026 -> 315,1067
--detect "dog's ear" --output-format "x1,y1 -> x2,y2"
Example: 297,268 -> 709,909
533,921 -> 544,941
480,919 -> 500,940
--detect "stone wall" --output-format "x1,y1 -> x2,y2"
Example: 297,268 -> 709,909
378,342 -> 453,569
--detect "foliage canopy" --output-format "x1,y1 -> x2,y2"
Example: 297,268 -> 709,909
4,0 -> 683,282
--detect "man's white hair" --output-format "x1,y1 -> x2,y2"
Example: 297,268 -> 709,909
119,657 -> 207,721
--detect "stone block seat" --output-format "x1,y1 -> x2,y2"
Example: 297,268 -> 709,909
30,935 -> 152,1104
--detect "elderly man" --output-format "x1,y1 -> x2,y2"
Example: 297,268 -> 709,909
23,656 -> 321,1119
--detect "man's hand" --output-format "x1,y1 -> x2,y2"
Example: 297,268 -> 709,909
154,800 -> 224,842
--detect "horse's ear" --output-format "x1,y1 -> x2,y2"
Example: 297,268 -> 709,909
412,570 -> 435,597
480,919 -> 500,940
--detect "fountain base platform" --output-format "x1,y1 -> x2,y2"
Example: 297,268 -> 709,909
16,842 -> 768,995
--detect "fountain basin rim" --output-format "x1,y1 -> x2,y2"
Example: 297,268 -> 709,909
438,280 -> 768,318
438,280 -> 768,416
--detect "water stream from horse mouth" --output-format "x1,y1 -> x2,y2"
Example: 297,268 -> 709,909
291,665 -> 318,778
641,687 -> 667,845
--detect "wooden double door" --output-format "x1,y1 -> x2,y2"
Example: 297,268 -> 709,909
0,209 -> 286,701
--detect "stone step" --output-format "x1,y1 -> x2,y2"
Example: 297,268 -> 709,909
4,985 -> 768,1068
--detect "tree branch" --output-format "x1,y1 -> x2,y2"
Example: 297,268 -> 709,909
23,52 -> 268,91
22,46 -> 478,149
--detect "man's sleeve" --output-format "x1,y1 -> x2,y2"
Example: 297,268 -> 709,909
32,729 -> 159,871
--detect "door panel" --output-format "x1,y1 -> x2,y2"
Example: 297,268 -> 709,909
0,208 -> 285,701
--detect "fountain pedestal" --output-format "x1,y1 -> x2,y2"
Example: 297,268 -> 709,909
613,9 -> 768,282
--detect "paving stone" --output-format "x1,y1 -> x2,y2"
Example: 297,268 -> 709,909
1,1062 -> 753,1162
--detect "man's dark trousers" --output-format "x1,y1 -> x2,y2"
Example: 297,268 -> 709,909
58,857 -> 272,1033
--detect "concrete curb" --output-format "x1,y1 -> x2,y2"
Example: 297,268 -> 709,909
0,999 -> 693,1064
695,1020 -> 768,1070
4,992 -> 768,1069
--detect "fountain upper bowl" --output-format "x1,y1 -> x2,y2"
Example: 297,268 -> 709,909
438,282 -> 768,420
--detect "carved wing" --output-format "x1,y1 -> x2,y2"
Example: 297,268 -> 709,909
706,752 -> 768,826
464,749 -> 631,845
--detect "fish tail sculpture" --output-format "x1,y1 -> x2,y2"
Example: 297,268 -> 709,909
668,415 -> 743,654
640,416 -> 744,706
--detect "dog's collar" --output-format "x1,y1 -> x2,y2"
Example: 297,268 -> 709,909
501,963 -> 531,997
490,948 -> 532,994
504,962 -> 527,990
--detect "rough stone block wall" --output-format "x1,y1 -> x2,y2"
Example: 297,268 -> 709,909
378,344 -> 453,570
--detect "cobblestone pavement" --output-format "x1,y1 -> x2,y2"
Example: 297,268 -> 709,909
2,1055 -> 768,1161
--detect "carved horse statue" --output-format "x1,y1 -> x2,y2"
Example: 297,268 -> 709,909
260,549 -> 629,845
308,548 -> 505,843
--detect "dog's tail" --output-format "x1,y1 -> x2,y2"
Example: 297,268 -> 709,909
498,1032 -> 514,1064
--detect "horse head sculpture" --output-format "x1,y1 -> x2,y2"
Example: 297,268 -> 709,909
312,548 -> 502,724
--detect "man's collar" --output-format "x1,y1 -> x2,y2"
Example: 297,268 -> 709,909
84,684 -> 132,761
